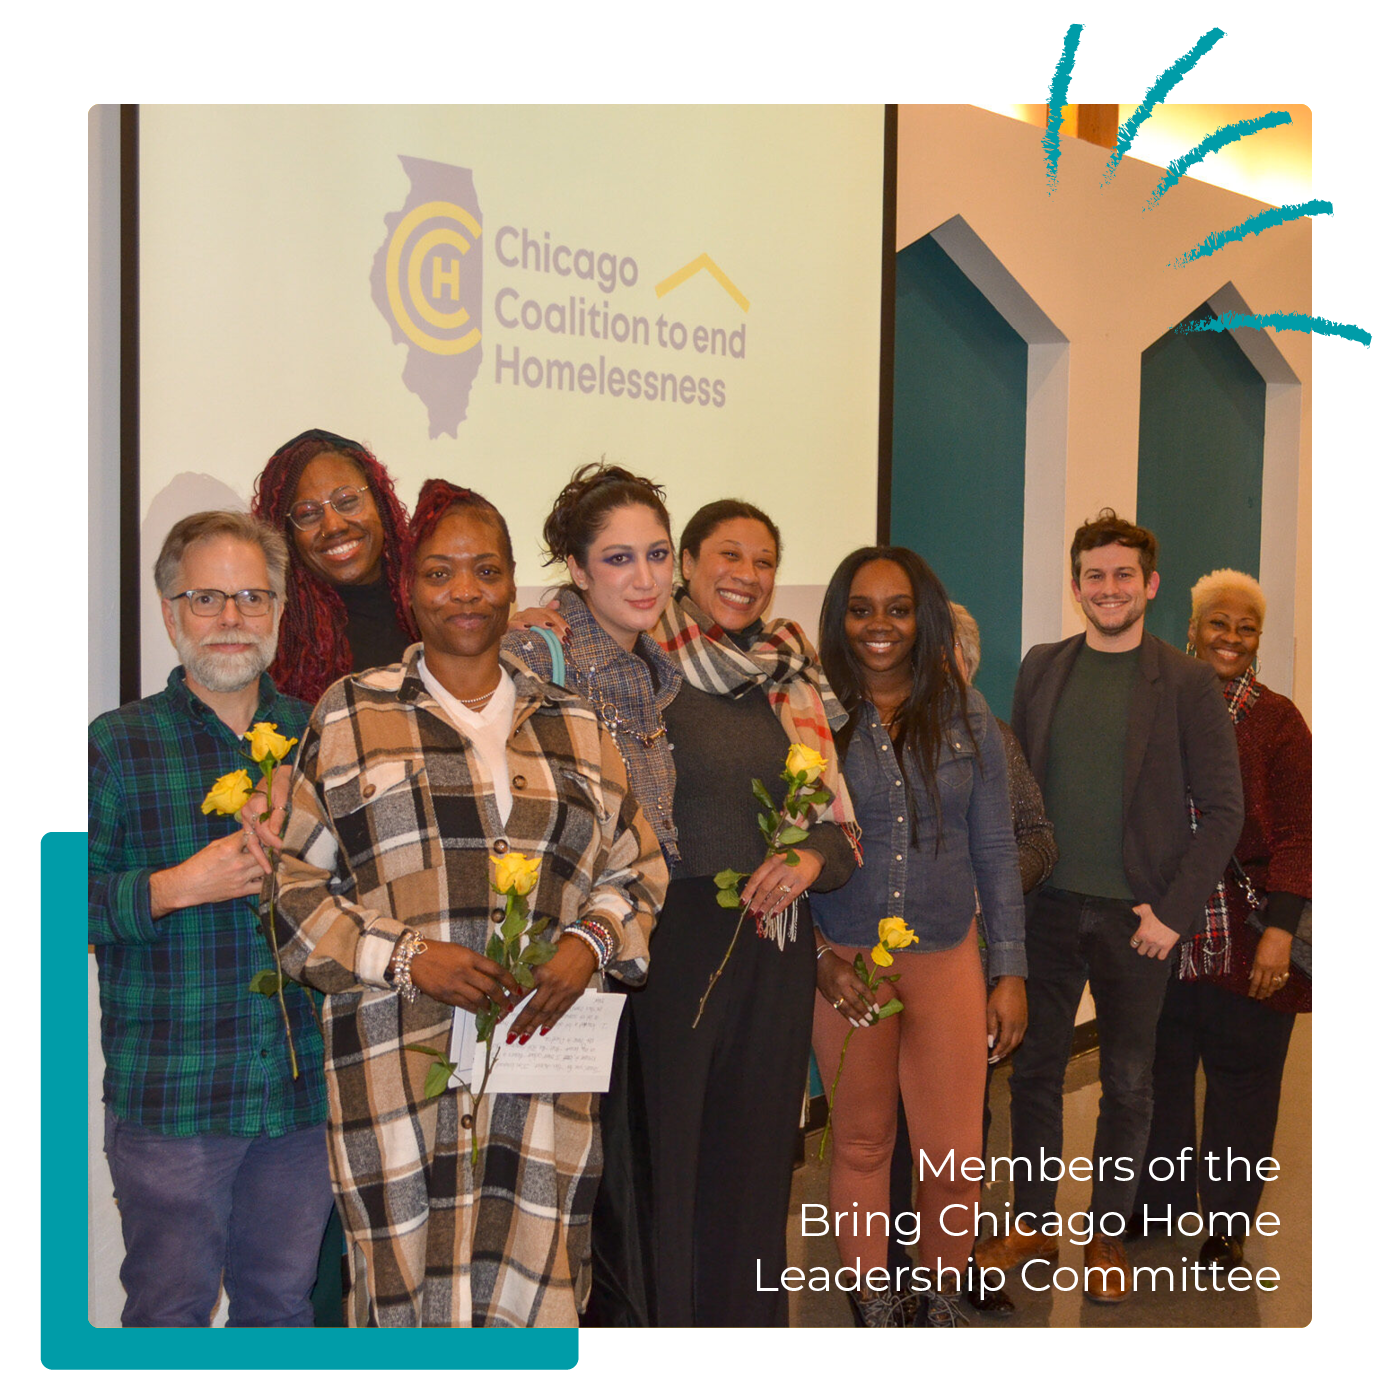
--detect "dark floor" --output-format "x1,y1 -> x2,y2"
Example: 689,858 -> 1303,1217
785,1015 -> 1311,1327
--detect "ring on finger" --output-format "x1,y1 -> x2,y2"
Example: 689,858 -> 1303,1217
834,996 -> 846,1011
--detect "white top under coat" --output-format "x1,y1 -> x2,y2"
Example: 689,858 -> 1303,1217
419,660 -> 517,825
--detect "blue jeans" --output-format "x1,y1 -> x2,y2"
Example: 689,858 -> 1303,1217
104,1111 -> 333,1327
1007,888 -> 1175,1228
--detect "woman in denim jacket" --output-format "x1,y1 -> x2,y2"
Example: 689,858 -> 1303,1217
810,548 -> 1027,1327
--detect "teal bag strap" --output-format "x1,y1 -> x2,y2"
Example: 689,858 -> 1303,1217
529,625 -> 568,686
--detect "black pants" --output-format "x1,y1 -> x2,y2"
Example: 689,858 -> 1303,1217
582,996 -> 655,1326
1009,888 -> 1174,1227
1136,975 -> 1296,1223
629,876 -> 814,1326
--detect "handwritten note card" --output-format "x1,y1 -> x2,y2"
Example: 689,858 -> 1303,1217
449,989 -> 626,1095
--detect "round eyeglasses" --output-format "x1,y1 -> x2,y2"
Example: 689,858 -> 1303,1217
287,485 -> 372,531
167,588 -> 278,617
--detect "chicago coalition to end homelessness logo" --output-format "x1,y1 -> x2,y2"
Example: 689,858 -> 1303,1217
370,156 -> 484,439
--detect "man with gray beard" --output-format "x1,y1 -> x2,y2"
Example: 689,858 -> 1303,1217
88,511 -> 330,1327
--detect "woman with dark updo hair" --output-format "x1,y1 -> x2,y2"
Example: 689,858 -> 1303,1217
504,461 -> 681,864
503,461 -> 682,1325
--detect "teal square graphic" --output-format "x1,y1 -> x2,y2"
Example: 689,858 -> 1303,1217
43,831 -> 578,1368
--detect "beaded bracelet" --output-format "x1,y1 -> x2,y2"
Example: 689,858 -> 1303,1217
578,917 -> 617,964
563,917 -> 617,971
390,931 -> 428,1002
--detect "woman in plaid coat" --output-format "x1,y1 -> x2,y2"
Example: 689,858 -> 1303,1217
274,482 -> 668,1327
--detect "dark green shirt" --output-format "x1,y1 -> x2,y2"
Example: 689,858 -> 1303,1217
88,669 -> 326,1136
1042,645 -> 1138,900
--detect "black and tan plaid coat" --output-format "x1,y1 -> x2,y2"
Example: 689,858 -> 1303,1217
274,646 -> 667,1327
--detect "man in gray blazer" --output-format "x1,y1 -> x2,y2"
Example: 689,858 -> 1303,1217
976,510 -> 1243,1304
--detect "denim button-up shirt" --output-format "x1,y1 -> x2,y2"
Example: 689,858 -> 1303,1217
810,692 -> 1027,981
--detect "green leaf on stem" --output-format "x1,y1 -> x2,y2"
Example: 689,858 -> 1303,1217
424,1061 -> 452,1098
751,779 -> 778,812
854,951 -> 870,983
876,996 -> 904,1020
778,827 -> 808,845
758,810 -> 780,839
516,965 -> 535,990
486,933 -> 505,964
520,939 -> 556,967
521,918 -> 551,941
784,851 -> 800,866
406,1043 -> 449,1064
248,969 -> 284,997
716,887 -> 742,908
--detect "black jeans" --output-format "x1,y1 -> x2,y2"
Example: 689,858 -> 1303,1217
1008,888 -> 1175,1228
1136,975 -> 1296,1223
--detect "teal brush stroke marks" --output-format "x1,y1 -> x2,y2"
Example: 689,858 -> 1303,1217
1146,110 -> 1292,208
1043,24 -> 1083,191
1178,310 -> 1371,347
1104,27 -> 1225,183
1176,200 -> 1332,265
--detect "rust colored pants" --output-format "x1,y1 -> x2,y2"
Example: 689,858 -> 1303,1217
811,925 -> 987,1285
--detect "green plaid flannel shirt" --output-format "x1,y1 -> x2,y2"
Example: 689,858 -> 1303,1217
88,668 -> 326,1135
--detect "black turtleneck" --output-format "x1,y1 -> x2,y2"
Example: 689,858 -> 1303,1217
335,576 -> 413,670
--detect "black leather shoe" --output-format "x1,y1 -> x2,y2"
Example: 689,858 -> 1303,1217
1198,1234 -> 1245,1268
961,1264 -> 1015,1314
1125,1209 -> 1170,1238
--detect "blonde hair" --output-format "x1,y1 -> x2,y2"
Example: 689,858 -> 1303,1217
948,602 -> 981,682
1189,568 -> 1266,628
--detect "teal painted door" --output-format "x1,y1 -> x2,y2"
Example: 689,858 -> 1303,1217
1138,304 -> 1265,651
891,237 -> 1027,719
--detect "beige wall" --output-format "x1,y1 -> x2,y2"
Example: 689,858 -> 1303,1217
896,105 -> 1311,721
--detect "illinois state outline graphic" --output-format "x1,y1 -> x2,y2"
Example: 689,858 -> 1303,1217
371,155 -> 486,437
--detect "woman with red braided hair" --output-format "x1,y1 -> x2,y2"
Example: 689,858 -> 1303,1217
251,429 -> 415,705
250,429 -> 416,1326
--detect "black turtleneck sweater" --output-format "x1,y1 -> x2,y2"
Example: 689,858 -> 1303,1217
336,576 -> 412,670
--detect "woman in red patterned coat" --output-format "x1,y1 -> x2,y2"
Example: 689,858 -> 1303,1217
1137,569 -> 1310,1270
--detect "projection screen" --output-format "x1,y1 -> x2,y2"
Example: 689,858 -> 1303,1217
133,105 -> 888,693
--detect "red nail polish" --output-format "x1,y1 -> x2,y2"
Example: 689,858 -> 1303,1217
520,1032 -> 533,1044
506,1032 -> 517,1045
540,1026 -> 550,1036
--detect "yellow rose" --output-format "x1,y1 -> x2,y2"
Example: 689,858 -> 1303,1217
202,768 -> 253,816
490,852 -> 542,896
878,916 -> 919,951
244,722 -> 297,764
785,742 -> 828,783
870,942 -> 894,968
